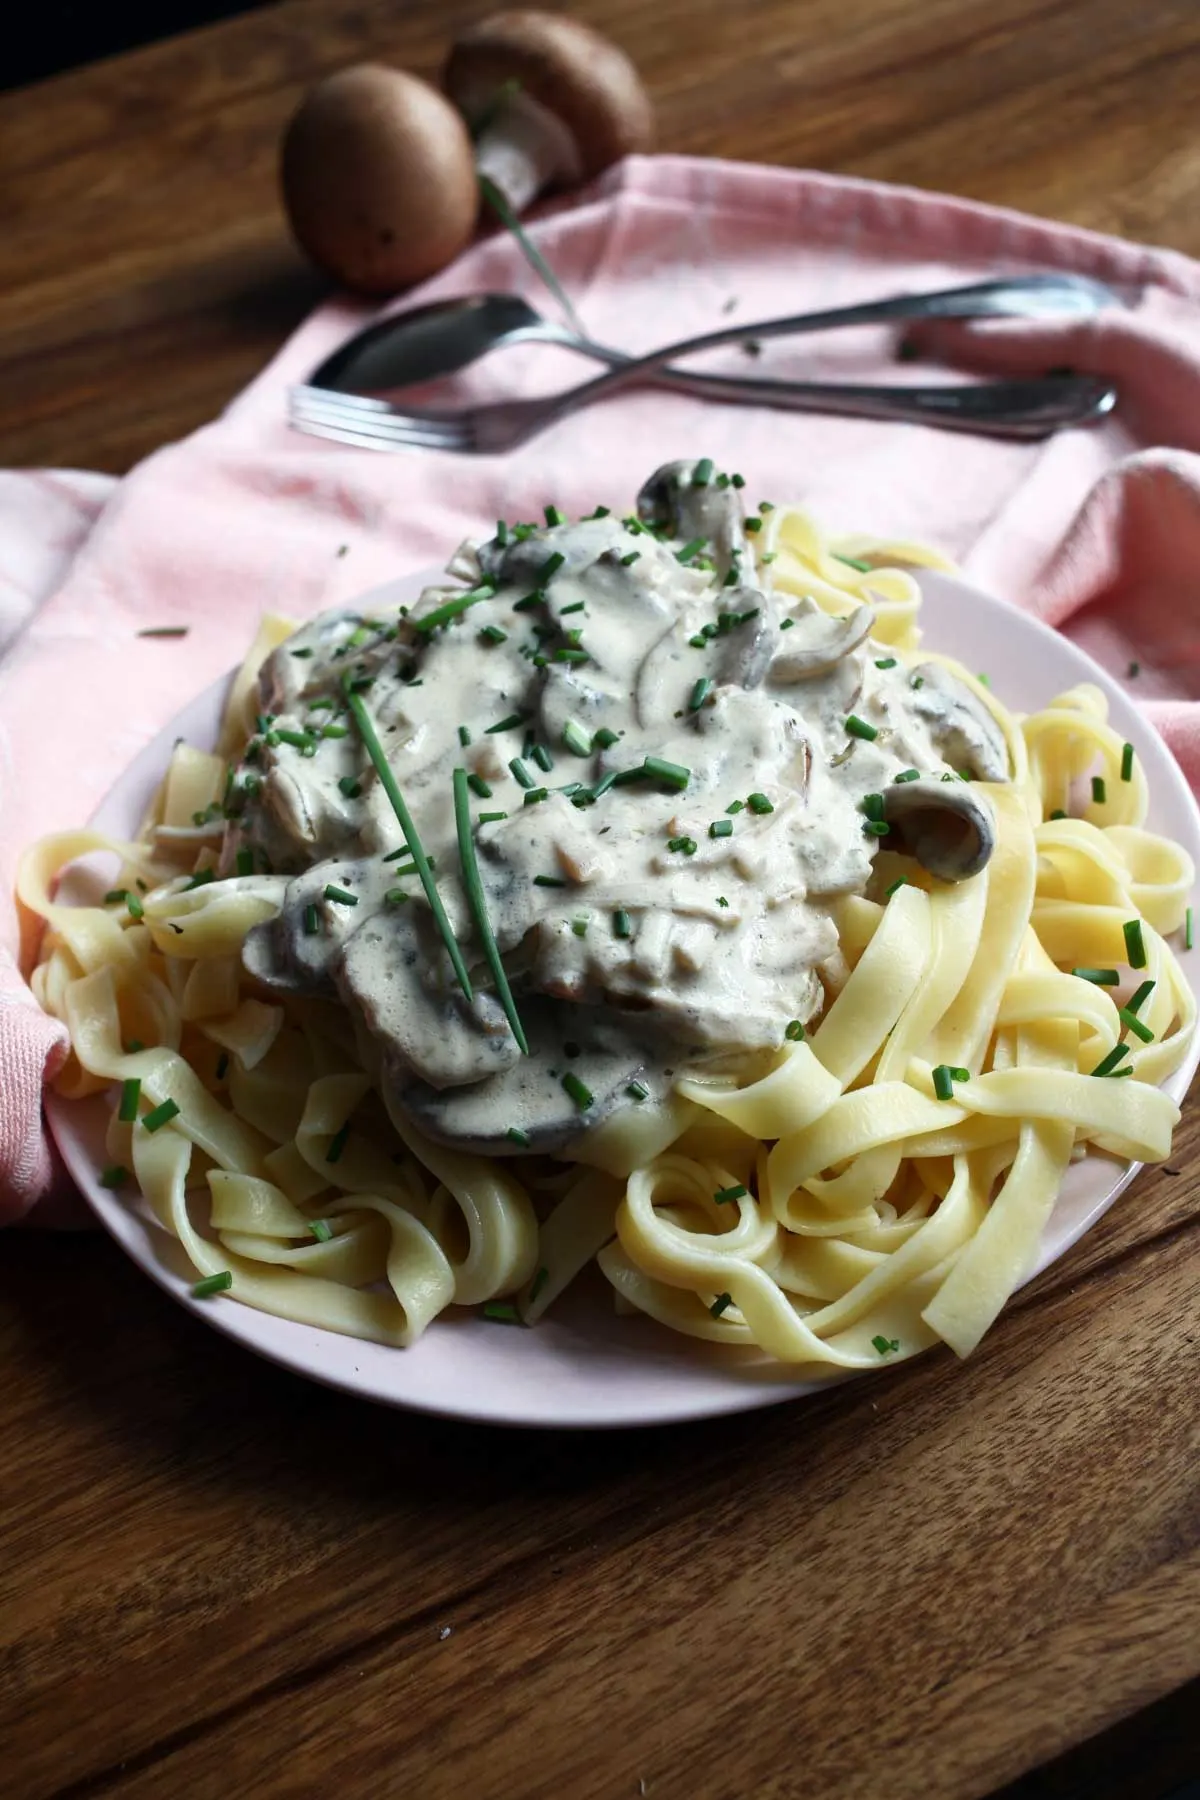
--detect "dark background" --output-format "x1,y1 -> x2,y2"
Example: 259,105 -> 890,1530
1,1 -> 268,90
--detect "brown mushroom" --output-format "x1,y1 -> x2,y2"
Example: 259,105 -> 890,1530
280,66 -> 478,295
880,779 -> 996,881
442,11 -> 653,214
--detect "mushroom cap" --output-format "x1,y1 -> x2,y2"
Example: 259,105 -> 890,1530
280,65 -> 478,295
443,11 -> 653,180
880,779 -> 997,882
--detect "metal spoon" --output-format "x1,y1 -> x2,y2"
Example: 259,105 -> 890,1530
309,274 -> 1121,398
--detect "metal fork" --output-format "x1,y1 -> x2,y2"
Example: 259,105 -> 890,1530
289,278 -> 1120,452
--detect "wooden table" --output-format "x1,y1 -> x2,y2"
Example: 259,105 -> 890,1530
3,3 -> 1199,1796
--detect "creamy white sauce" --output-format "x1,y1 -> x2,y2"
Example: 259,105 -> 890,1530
228,463 -> 1006,1154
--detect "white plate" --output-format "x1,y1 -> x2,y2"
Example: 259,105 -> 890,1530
47,569 -> 1200,1428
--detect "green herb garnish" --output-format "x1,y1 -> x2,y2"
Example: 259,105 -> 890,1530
323,884 -> 358,907
1073,967 -> 1120,985
309,1220 -> 334,1243
746,792 -> 774,814
99,1165 -> 130,1189
785,1020 -> 805,1041
689,676 -> 713,712
506,1126 -> 531,1147
1123,918 -> 1147,969
709,818 -> 733,839
834,552 -> 872,572
1118,1008 -> 1154,1043
1121,743 -> 1134,782
485,712 -> 525,735
1092,776 -> 1106,805
710,1293 -> 734,1318
714,1184 -> 748,1205
192,1271 -> 233,1298
467,773 -> 492,799
1091,1043 -> 1132,1077
118,1077 -> 141,1123
872,1334 -> 899,1355
845,715 -> 878,741
561,1071 -> 593,1110
142,1098 -> 181,1133
326,1120 -> 350,1163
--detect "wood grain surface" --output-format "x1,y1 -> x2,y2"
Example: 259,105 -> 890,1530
2,3 -> 1200,1797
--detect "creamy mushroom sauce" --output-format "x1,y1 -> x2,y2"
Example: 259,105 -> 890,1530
226,462 -> 1008,1156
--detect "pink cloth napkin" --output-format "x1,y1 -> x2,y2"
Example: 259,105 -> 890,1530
6,152 -> 1200,1225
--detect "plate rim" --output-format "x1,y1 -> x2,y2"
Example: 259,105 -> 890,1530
45,566 -> 1200,1428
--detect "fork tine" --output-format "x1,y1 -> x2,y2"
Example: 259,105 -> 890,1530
290,383 -> 473,441
288,390 -> 471,452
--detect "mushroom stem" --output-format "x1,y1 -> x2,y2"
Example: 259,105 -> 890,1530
473,90 -> 582,212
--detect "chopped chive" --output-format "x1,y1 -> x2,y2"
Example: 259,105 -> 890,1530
544,505 -> 565,528
552,647 -> 590,664
1049,809 -> 1068,821
142,1098 -> 181,1133
911,675 -> 925,690
531,743 -> 554,773
483,1301 -> 522,1324
534,874 -> 566,888
780,617 -> 795,629
730,473 -> 745,488
505,1126 -> 531,1147
467,773 -> 493,799
845,714 -> 878,741
561,1071 -> 593,1111
184,869 -> 215,891
667,836 -> 698,855
785,1020 -> 806,1041
1123,919 -> 1147,969
692,458 -> 714,487
884,877 -> 908,898
323,884 -> 358,906
104,889 -> 128,905
643,756 -> 691,792
479,625 -> 508,645
303,903 -> 320,935
626,1080 -> 649,1101
571,914 -> 589,938
235,848 -> 254,877
1187,908 -> 1194,951
744,517 -> 762,534
1073,967 -> 1120,985
452,769 -> 528,1053
714,1184 -> 748,1204
950,1067 -> 971,1082
593,727 -> 620,750
688,634 -> 707,649
716,896 -> 729,908
1119,1008 -> 1154,1043
1091,1043 -> 1132,1077
747,792 -> 774,814
834,552 -> 872,572
932,1064 -> 955,1101
559,602 -> 587,617
485,712 -> 525,735
215,1053 -> 230,1080
709,818 -> 733,839
137,625 -> 189,638
320,723 -> 349,739
1121,743 -> 1135,782
874,657 -> 897,670
191,1271 -> 232,1298
864,821 -> 891,838
540,551 -> 566,580
1128,661 -> 1140,678
309,1219 -> 334,1243
326,1121 -> 350,1163
1092,776 -> 1107,805
458,724 -> 472,746
710,1293 -> 734,1318
338,776 -> 362,799
1127,978 -> 1155,1014
290,647 -> 313,659
862,793 -> 885,822
872,1334 -> 900,1355
523,787 -> 549,806
893,769 -> 920,784
562,719 -> 591,756
726,799 -> 744,814
478,811 -> 507,824
620,551 -> 641,567
125,893 -> 144,920
613,909 -> 632,939
414,582 -> 497,634
118,1078 -> 141,1123
675,537 -> 708,565
689,676 -> 714,712
99,1165 -> 130,1189
344,680 -> 473,1003
384,888 -> 410,904
509,758 -> 534,789
496,519 -> 509,545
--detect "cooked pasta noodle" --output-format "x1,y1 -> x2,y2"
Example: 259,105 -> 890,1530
19,482 -> 1196,1375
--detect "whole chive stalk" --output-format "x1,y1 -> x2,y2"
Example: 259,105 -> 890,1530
344,678 -> 473,1002
452,768 -> 528,1054
1073,967 -> 1120,985
191,1271 -> 233,1298
477,172 -> 584,335
1123,918 -> 1147,969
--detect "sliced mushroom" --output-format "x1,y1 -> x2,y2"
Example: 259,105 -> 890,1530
770,600 -> 876,682
636,460 -> 750,584
242,857 -> 390,996
390,998 -> 668,1154
713,597 -> 776,690
880,779 -> 996,881
907,662 -> 1009,781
